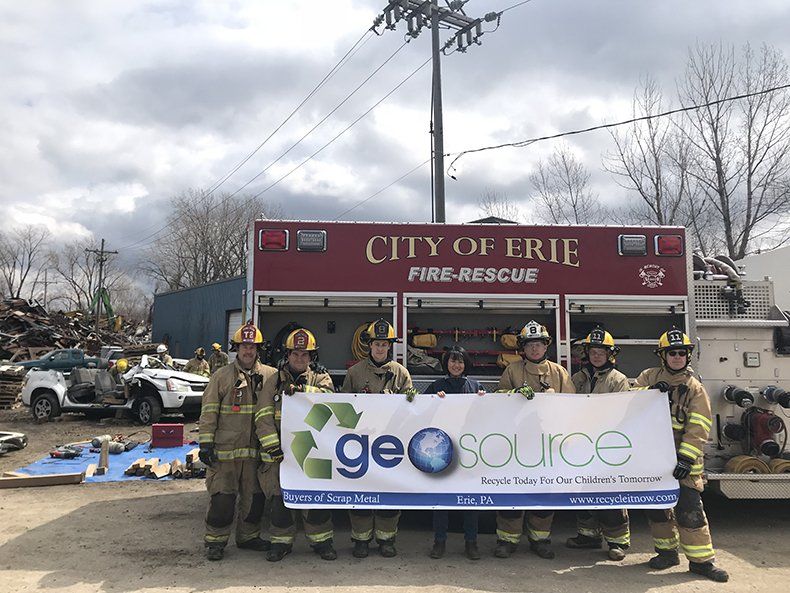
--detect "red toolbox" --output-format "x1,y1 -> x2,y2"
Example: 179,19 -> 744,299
151,423 -> 184,448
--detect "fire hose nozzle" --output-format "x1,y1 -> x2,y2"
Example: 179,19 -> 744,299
762,385 -> 790,409
723,385 -> 754,408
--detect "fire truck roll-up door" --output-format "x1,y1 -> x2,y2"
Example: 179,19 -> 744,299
565,295 -> 688,379
226,310 -> 242,362
254,291 -> 397,379
404,293 -> 560,392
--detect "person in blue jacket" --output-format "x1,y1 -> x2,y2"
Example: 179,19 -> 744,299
423,346 -> 486,560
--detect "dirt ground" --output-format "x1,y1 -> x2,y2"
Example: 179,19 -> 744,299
1,407 -> 788,593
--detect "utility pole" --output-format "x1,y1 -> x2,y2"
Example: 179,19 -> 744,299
40,269 -> 60,312
85,238 -> 118,334
373,1 -> 501,223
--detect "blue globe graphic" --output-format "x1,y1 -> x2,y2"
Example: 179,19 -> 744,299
407,427 -> 453,473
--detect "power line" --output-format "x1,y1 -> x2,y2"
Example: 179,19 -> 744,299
499,0 -> 536,15
447,82 -> 790,176
334,158 -> 431,220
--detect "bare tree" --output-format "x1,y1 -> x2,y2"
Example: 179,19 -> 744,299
0,225 -> 51,299
477,189 -> 522,222
531,146 -> 606,224
142,189 -> 283,290
678,42 -> 790,258
49,239 -> 123,311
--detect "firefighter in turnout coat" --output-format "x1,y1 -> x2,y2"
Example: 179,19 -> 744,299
567,328 -> 631,561
495,320 -> 574,560
255,328 -> 336,562
341,319 -> 416,559
198,323 -> 277,561
633,328 -> 728,583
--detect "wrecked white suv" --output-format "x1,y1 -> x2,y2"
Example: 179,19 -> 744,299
20,355 -> 209,424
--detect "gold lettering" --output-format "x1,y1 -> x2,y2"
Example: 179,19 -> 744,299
505,237 -> 522,258
453,237 -> 477,256
524,238 -> 547,262
548,237 -> 559,264
366,236 -> 387,264
562,238 -> 580,267
404,236 -> 421,259
389,236 -> 399,262
423,236 -> 444,256
479,237 -> 495,256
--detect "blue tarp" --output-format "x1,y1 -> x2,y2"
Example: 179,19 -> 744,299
14,443 -> 198,483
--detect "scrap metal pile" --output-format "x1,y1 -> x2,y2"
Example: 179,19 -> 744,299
0,298 -> 150,362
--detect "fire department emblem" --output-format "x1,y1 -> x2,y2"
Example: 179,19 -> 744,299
638,264 -> 666,289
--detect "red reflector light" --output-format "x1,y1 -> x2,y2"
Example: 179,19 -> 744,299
259,229 -> 289,251
655,234 -> 684,256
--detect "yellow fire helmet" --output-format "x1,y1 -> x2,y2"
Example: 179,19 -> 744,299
232,322 -> 264,345
285,328 -> 318,351
195,347 -> 206,356
211,342 -> 222,351
582,327 -> 620,357
116,358 -> 129,373
656,328 -> 694,354
363,318 -> 398,343
518,320 -> 552,347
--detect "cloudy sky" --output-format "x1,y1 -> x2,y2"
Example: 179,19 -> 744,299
2,0 -> 790,264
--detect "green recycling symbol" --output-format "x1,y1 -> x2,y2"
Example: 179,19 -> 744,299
291,403 -> 363,479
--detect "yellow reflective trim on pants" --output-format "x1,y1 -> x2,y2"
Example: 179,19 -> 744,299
681,543 -> 714,558
578,527 -> 600,538
671,421 -> 684,431
604,532 -> 630,546
204,534 -> 229,543
254,407 -> 274,421
375,529 -> 397,541
271,535 -> 294,544
202,403 -> 220,412
237,533 -> 261,544
352,529 -> 373,541
653,536 -> 679,550
259,434 -> 279,448
496,529 -> 521,544
215,448 -> 257,460
528,528 -> 551,542
306,530 -> 334,544
688,412 -> 712,429
198,433 -> 215,443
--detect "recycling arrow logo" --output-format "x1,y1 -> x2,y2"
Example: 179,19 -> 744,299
291,403 -> 363,479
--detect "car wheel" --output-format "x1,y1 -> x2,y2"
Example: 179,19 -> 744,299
136,395 -> 162,425
31,392 -> 61,422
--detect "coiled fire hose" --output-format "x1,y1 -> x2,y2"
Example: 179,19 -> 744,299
351,322 -> 371,361
724,455 -> 771,474
768,458 -> 790,473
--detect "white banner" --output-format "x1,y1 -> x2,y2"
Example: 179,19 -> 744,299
280,390 -> 679,510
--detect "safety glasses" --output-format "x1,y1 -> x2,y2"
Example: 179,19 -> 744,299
666,349 -> 688,357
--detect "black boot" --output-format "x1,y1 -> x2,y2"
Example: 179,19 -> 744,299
689,561 -> 729,582
566,534 -> 603,549
352,540 -> 370,558
237,537 -> 271,552
430,540 -> 446,559
205,544 -> 224,561
465,540 -> 481,560
607,544 -> 626,561
494,540 -> 517,558
649,550 -> 680,570
266,543 -> 292,562
529,540 -> 556,559
379,540 -> 397,558
313,540 -> 337,561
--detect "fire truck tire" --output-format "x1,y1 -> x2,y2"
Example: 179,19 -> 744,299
31,391 -> 61,422
136,395 -> 162,425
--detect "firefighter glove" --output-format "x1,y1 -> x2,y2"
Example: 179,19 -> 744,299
672,457 -> 692,480
199,444 -> 218,467
265,446 -> 284,462
650,381 -> 671,393
517,386 -> 535,400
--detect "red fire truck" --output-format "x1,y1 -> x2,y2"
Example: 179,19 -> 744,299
246,220 -> 790,498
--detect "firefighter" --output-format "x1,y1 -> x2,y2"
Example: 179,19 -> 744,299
209,342 -> 230,374
341,318 -> 416,558
255,328 -> 336,562
109,358 -> 129,384
567,328 -> 631,561
184,347 -> 211,377
495,320 -> 574,560
633,328 -> 729,582
198,322 -> 277,561
156,343 -> 174,367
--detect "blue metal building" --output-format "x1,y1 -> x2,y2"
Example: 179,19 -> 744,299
152,276 -> 245,359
